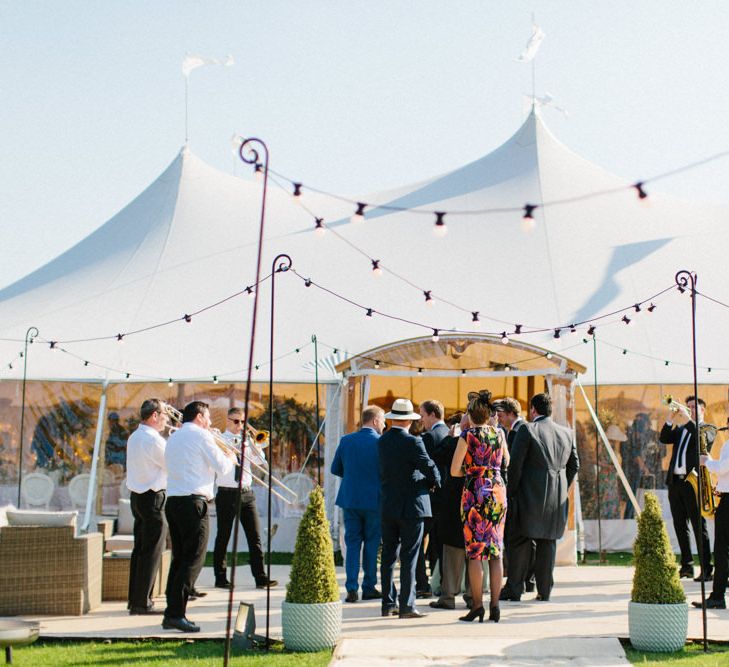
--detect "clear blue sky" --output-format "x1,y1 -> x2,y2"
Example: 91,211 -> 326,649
2,2 -> 728,288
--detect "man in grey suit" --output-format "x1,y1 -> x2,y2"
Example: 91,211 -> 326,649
507,393 -> 579,601
379,398 -> 441,619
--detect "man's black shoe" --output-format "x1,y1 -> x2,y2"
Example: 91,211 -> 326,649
525,580 -> 535,593
399,609 -> 427,619
692,598 -> 726,609
362,588 -> 382,600
215,579 -> 232,590
345,591 -> 358,603
129,606 -> 164,615
381,607 -> 398,617
499,590 -> 521,601
415,589 -> 433,599
694,571 -> 713,582
162,617 -> 200,633
679,566 -> 694,579
535,594 -> 550,601
256,578 -> 279,589
188,589 -> 207,600
429,600 -> 455,610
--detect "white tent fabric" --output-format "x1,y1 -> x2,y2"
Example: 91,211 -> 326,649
1,109 -> 727,385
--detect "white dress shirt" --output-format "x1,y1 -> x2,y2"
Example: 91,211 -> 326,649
704,441 -> 729,493
165,422 -> 234,500
126,424 -> 167,493
216,431 -> 265,489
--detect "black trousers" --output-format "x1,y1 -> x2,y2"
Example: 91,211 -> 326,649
668,477 -> 712,571
509,534 -> 554,599
381,517 -> 424,612
164,495 -> 210,619
415,516 -> 438,592
128,489 -> 166,610
712,495 -> 729,600
213,487 -> 265,582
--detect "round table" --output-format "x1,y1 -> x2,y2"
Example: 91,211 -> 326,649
0,619 -> 39,664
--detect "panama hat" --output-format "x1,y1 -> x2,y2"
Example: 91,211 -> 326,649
384,398 -> 421,420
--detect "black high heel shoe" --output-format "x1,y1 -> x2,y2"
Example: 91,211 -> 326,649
459,606 -> 485,623
488,605 -> 500,623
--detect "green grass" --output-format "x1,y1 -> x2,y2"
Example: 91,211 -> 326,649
204,551 -> 343,567
623,639 -> 729,665
11,639 -> 332,666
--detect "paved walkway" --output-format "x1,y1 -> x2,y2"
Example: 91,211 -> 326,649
8,564 -> 728,665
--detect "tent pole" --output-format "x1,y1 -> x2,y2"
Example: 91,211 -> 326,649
592,335 -> 605,563
82,379 -> 108,533
312,334 -> 321,486
17,326 -> 39,508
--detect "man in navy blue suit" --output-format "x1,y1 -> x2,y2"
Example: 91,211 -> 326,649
331,405 -> 385,603
379,398 -> 441,619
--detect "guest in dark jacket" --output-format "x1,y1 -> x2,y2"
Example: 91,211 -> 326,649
415,399 -> 450,597
379,398 -> 441,619
507,393 -> 579,602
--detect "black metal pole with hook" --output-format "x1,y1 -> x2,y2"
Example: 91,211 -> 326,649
17,327 -> 39,508
593,334 -> 605,563
312,334 -> 321,486
676,269 -> 708,653
265,253 -> 292,650
223,138 -> 270,666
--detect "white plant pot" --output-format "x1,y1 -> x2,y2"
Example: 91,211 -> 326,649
628,601 -> 687,652
282,599 -> 342,652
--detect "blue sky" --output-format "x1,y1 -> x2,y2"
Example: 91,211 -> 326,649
2,2 -> 729,288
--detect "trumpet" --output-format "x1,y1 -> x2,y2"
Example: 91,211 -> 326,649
662,394 -> 692,419
246,425 -> 270,449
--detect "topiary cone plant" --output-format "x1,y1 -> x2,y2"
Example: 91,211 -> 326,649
629,491 -> 687,652
282,486 -> 341,651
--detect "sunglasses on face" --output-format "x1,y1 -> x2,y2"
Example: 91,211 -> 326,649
228,418 -> 244,425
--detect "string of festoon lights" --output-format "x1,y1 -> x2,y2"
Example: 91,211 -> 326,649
290,265 -> 677,340
26,336 -> 315,385
255,146 -> 729,236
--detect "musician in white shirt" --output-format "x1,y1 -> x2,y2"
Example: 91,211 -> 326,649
126,398 -> 168,615
213,407 -> 278,590
162,401 -> 235,633
694,416 -> 729,610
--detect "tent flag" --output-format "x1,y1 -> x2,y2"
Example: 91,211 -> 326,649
182,53 -> 234,78
516,23 -> 545,63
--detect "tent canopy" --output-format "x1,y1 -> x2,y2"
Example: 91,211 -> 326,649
1,109 -> 726,385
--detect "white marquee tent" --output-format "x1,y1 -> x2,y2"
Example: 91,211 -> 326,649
1,108 -> 727,388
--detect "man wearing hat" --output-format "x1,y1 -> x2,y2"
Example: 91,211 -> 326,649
379,398 -> 441,619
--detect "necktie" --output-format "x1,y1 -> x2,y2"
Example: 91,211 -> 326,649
676,429 -> 691,471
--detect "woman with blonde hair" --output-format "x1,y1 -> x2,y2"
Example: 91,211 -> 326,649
451,389 -> 509,622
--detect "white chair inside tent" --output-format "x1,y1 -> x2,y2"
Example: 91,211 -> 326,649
20,472 -> 55,510
68,473 -> 91,510
280,472 -> 315,518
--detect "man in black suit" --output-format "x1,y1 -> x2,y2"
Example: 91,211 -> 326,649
507,393 -> 579,602
660,395 -> 714,581
379,398 -> 441,619
496,397 -> 535,601
415,399 -> 449,598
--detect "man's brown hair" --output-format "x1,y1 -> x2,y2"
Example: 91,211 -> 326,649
499,397 -> 521,416
420,399 -> 444,420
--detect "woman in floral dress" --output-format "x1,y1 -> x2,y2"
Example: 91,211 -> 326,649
451,390 -> 509,622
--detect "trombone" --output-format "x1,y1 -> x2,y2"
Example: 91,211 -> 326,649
209,428 -> 298,506
162,404 -> 296,505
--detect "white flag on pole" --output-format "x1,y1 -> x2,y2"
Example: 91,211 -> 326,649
515,24 -> 545,63
182,53 -> 234,78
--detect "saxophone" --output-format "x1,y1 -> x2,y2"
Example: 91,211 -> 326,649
689,423 -> 718,520
663,395 -> 717,519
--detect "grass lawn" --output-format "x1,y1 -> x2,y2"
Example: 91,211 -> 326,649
11,639 -> 332,666
623,640 -> 729,665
